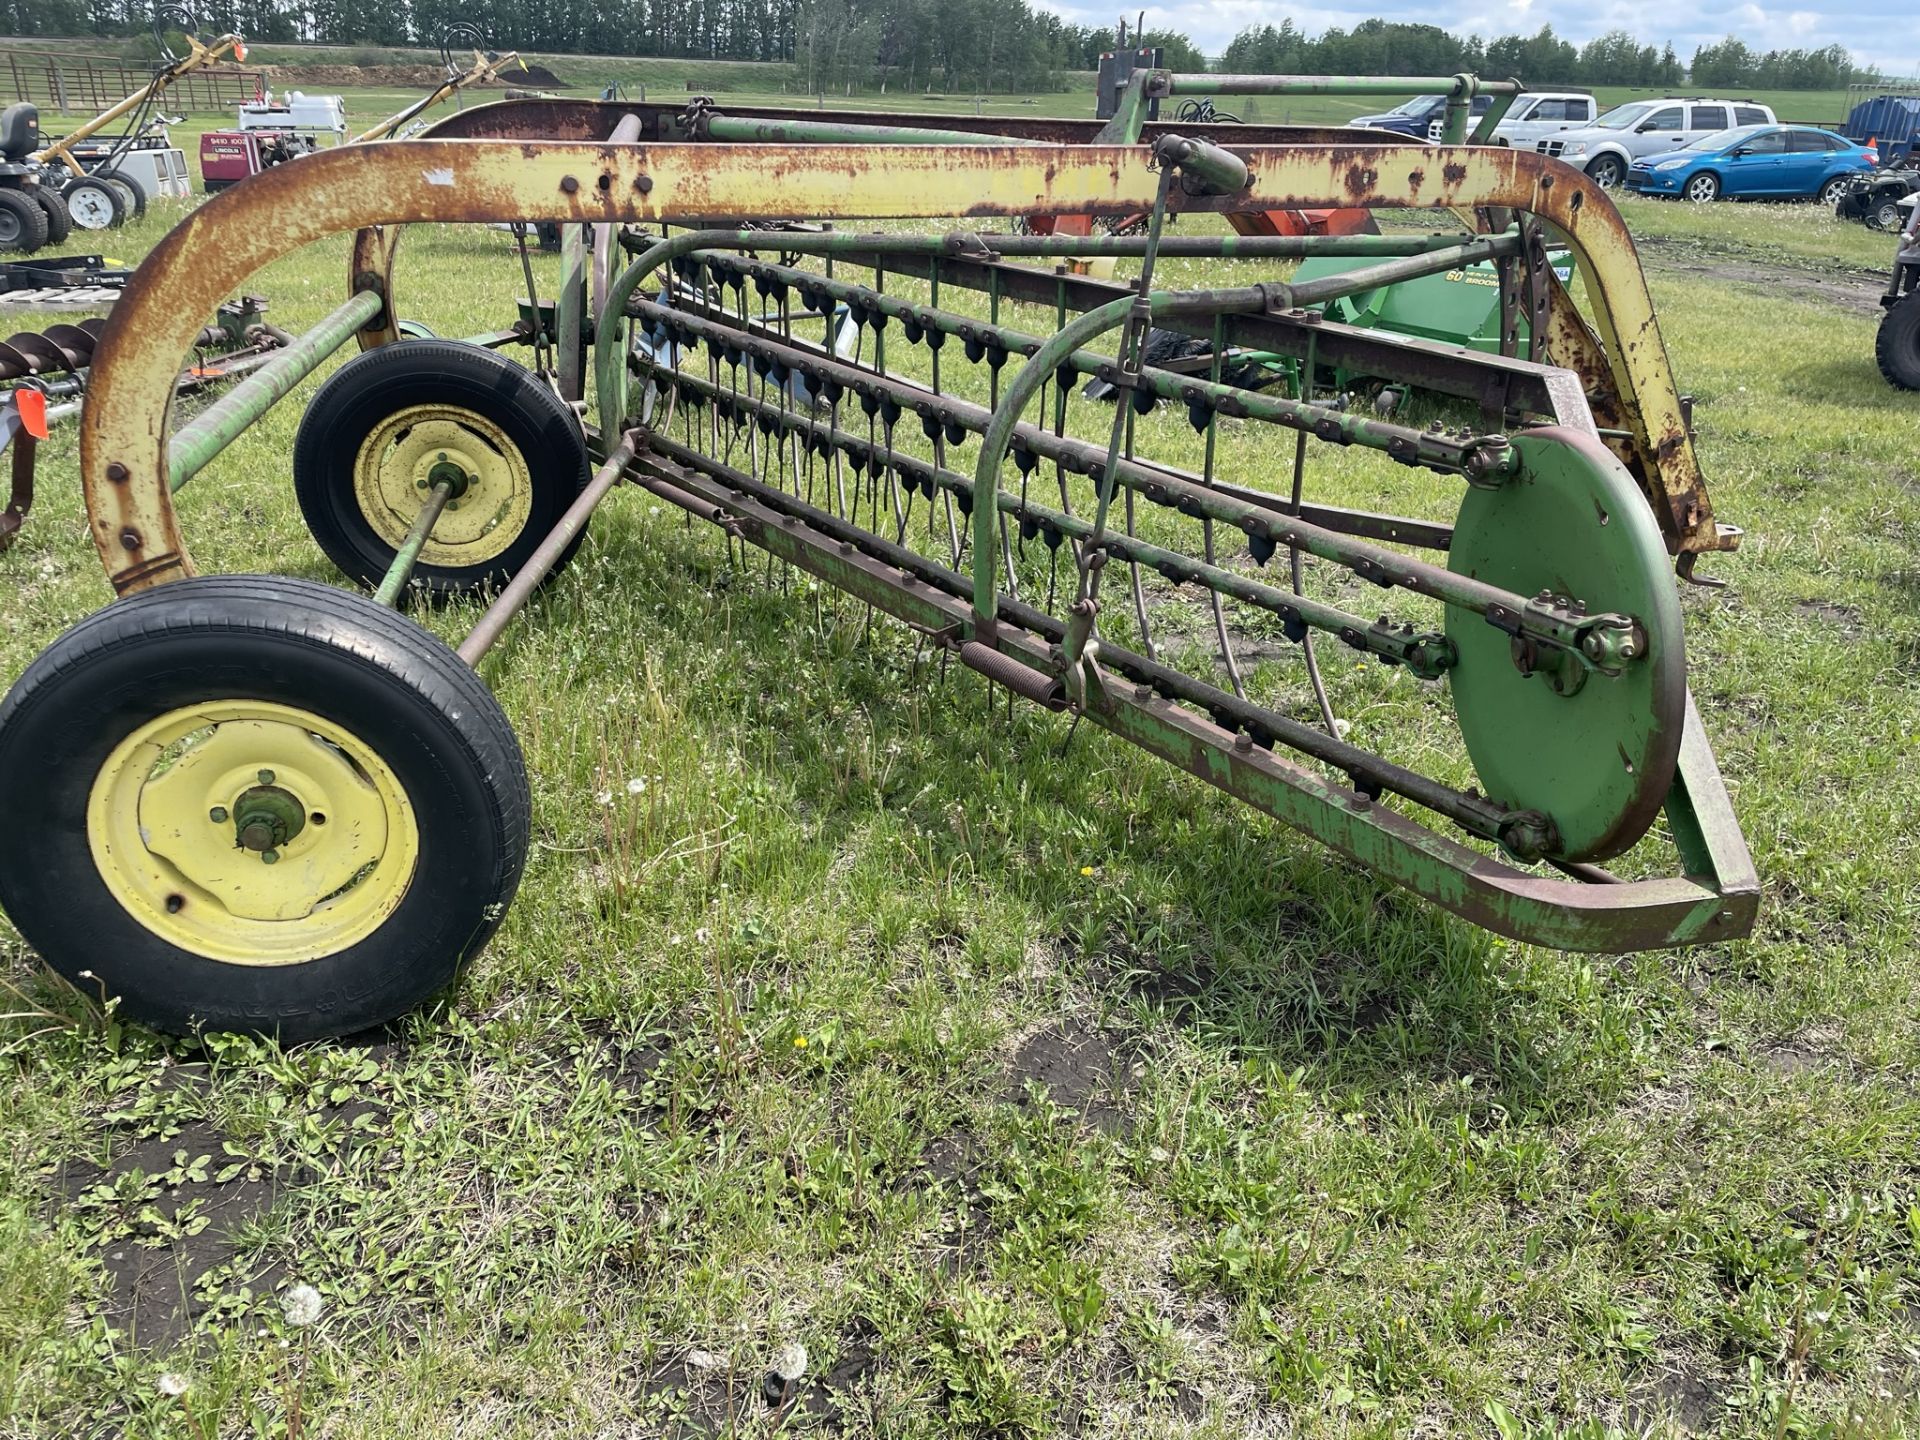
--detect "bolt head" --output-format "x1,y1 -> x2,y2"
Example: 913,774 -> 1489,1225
258,769 -> 275,785
209,806 -> 228,823
261,849 -> 279,865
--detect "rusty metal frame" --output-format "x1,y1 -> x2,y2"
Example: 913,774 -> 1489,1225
80,130 -> 1721,595
44,114 -> 1762,957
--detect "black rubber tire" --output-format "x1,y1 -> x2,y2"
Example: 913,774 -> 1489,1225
1683,172 -> 1720,204
98,169 -> 146,219
0,188 -> 49,253
28,185 -> 70,246
1817,176 -> 1852,208
1871,197 -> 1904,232
293,341 -> 591,597
1586,154 -> 1625,188
62,176 -> 125,230
0,576 -> 530,1041
1878,294 -> 1920,392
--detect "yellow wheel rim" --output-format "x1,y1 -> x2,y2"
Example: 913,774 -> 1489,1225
86,701 -> 421,966
353,404 -> 531,568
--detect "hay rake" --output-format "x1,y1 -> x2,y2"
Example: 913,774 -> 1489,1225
0,84 -> 1758,1040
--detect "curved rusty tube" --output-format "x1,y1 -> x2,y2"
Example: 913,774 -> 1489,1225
78,139 -> 1698,595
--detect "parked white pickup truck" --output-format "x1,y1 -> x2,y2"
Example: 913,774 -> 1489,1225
1482,92 -> 1597,146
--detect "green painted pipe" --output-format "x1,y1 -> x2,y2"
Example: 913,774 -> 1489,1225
168,287 -> 383,493
556,222 -> 588,402
371,477 -> 456,607
1152,135 -> 1250,193
698,114 -> 1046,147
629,229 -> 1489,262
1166,73 -> 1525,98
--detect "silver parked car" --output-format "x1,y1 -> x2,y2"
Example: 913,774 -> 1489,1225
1534,97 -> 1776,187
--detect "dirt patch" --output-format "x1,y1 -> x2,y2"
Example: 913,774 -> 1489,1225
1624,1369 -> 1724,1434
1634,235 -> 1888,318
1793,598 -> 1865,634
1001,1019 -> 1136,1133
1127,955 -> 1218,1019
794,1316 -> 883,1429
917,1130 -> 994,1269
645,1319 -> 881,1436
53,1119 -> 288,1349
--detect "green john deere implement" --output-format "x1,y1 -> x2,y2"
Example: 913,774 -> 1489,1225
0,75 -> 1757,1040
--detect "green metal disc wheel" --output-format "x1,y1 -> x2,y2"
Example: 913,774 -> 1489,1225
1445,427 -> 1686,864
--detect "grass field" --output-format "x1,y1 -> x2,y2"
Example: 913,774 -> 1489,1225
1,158 -> 1919,1439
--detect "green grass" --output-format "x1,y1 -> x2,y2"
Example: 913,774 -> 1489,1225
1,158 -> 1919,1439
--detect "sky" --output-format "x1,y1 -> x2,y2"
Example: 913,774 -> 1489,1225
1031,0 -> 1920,82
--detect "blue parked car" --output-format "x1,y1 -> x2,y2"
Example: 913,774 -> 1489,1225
1625,124 -> 1878,204
1349,93 -> 1494,139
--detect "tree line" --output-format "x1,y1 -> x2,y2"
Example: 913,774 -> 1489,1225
1220,20 -> 1874,92
0,0 -> 1889,95
0,0 -> 1200,94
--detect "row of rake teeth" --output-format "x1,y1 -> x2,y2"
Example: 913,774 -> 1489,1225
619,256 -> 1559,863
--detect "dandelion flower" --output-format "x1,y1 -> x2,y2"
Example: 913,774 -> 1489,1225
793,1036 -> 808,1049
770,1341 -> 809,1381
627,777 -> 647,796
281,1283 -> 324,1328
595,789 -> 614,807
157,1373 -> 190,1398
1079,865 -> 1095,877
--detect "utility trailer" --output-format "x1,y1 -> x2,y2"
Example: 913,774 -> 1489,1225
0,77 -> 1759,1041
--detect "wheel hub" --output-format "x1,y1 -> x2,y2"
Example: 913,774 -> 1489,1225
355,405 -> 532,566
87,701 -> 420,961
230,781 -> 308,857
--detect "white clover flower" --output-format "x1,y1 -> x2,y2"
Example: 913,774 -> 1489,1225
157,1372 -> 190,1398
281,1283 -> 324,1328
